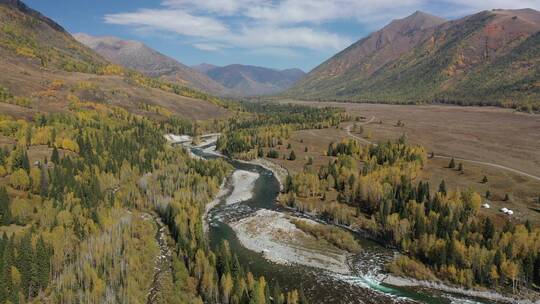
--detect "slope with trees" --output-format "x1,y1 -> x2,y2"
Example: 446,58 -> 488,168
286,9 -> 540,110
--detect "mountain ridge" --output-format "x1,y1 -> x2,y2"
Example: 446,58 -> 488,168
74,33 -> 229,96
286,9 -> 540,108
196,63 -> 306,96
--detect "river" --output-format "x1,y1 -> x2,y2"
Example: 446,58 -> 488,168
192,146 -> 500,304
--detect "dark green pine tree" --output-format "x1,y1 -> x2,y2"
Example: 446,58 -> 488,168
22,149 -> 30,173
0,187 -> 11,225
17,233 -> 36,297
2,236 -> 18,304
39,164 -> 49,197
25,126 -> 32,147
288,150 -> 296,161
285,175 -> 293,193
35,236 -> 51,291
448,157 -> 456,169
438,180 -> 447,195
51,147 -> 60,164
327,143 -> 334,157
483,217 -> 495,243
272,282 -> 283,304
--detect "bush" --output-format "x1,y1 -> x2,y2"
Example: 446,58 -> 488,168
291,219 -> 361,253
288,150 -> 296,161
10,169 -> 30,190
387,256 -> 436,281
267,149 -> 279,159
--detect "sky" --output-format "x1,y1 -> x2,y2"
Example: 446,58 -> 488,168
25,0 -> 540,72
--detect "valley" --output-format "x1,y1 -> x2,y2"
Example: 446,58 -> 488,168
0,1 -> 539,304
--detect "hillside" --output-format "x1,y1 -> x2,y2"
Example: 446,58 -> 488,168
199,64 -> 305,96
74,34 -> 229,96
192,63 -> 219,74
286,9 -> 540,109
0,0 -> 229,120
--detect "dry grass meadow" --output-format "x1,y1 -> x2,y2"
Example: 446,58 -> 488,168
269,101 -> 540,226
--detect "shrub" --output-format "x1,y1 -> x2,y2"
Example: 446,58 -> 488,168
10,168 -> 30,190
387,256 -> 436,281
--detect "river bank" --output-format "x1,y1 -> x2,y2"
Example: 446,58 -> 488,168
226,170 -> 259,205
237,158 -> 288,191
203,177 -> 229,233
282,202 -> 540,304
382,274 -> 538,304
230,209 -> 351,274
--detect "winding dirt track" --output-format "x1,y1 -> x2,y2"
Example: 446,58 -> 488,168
345,117 -> 540,182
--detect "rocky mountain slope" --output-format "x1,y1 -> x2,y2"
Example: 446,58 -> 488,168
74,34 -> 229,96
0,0 -> 229,120
197,64 -> 305,96
286,9 -> 540,109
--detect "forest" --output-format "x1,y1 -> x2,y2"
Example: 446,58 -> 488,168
216,103 -> 348,159
0,97 -> 305,303
281,137 -> 540,292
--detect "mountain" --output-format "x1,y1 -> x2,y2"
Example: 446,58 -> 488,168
74,33 -> 228,96
286,9 -> 540,107
0,0 -> 228,120
192,63 -> 219,74
198,64 -> 306,96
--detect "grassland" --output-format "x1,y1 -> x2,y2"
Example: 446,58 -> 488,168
266,101 -> 540,226
284,102 -> 540,177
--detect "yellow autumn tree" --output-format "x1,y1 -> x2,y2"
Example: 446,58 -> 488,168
10,168 -> 30,190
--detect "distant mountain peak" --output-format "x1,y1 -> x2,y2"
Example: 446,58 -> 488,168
75,33 -> 228,95
386,10 -> 446,33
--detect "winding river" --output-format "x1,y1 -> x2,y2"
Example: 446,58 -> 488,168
192,146 -> 499,304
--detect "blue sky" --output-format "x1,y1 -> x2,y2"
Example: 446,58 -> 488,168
25,0 -> 540,72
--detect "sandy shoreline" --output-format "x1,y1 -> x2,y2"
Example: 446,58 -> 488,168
226,170 -> 260,205
230,209 -> 351,274
239,158 -> 288,191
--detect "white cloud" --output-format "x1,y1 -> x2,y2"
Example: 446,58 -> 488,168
104,4 -> 352,51
442,0 -> 540,11
104,9 -> 228,38
162,0 -> 264,15
192,43 -> 228,51
245,0 -> 423,24
230,26 -> 351,50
